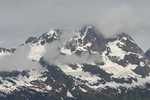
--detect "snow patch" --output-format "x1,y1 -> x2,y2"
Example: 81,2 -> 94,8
79,86 -> 87,93
47,30 -> 55,35
140,61 -> 145,67
60,47 -> 72,55
67,90 -> 74,98
28,44 -> 45,61
122,37 -> 127,40
107,39 -> 126,59
0,52 -> 12,57
101,50 -> 140,79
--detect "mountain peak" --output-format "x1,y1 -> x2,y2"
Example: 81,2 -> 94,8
79,25 -> 93,32
60,25 -> 106,56
24,29 -> 61,45
80,25 -> 104,37
117,32 -> 134,41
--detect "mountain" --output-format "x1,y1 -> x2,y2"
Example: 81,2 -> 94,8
0,47 -> 16,57
0,25 -> 150,100
146,49 -> 150,59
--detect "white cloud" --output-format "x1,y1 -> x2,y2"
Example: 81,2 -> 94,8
0,45 -> 42,71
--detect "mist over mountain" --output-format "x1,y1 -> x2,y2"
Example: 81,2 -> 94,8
0,25 -> 149,100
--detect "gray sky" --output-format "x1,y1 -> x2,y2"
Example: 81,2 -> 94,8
0,0 -> 150,51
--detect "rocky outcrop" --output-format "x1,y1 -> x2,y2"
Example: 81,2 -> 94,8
145,49 -> 150,59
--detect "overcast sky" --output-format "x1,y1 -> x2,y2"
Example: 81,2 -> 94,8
0,0 -> 150,51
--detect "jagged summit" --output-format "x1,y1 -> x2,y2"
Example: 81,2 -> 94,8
0,26 -> 149,100
117,32 -> 133,40
80,25 -> 103,36
61,25 -> 106,56
25,29 -> 61,45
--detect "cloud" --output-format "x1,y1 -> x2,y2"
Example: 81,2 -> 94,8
0,45 -> 43,71
43,31 -> 103,65
0,0 -> 150,51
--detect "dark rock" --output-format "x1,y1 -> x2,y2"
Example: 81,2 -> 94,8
0,71 -> 21,78
0,47 -> 16,53
25,37 -> 37,44
145,49 -> 150,59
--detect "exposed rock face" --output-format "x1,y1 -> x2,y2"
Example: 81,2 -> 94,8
0,47 -> 16,53
116,33 -> 144,55
0,47 -> 16,57
25,29 -> 61,45
0,25 -> 150,100
146,49 -> 150,59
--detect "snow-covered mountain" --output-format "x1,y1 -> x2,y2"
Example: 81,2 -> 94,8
0,25 -> 150,100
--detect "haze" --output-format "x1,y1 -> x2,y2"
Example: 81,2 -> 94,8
0,0 -> 150,51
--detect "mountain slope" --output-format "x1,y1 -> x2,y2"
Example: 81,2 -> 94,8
146,49 -> 150,59
0,47 -> 16,57
0,25 -> 150,100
